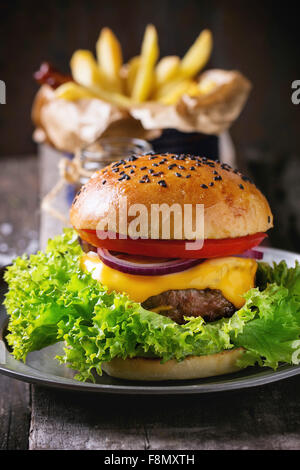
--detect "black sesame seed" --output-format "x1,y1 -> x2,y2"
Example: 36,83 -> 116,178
112,161 -> 123,168
118,174 -> 130,181
213,170 -> 218,175
158,180 -> 167,188
190,166 -> 196,171
203,161 -> 215,167
152,163 -> 159,167
201,184 -> 208,189
102,180 -> 106,185
242,175 -> 252,183
168,164 -> 177,170
112,168 -> 120,173
130,169 -> 135,174
128,155 -> 138,161
141,166 -> 147,170
221,163 -> 231,170
148,169 -> 154,174
214,175 -> 222,181
124,164 -> 131,169
239,184 -> 244,190
139,179 -> 146,183
209,182 -> 214,186
149,155 -> 158,160
119,170 -> 125,175
178,165 -> 185,170
175,172 -> 182,177
186,174 -> 191,178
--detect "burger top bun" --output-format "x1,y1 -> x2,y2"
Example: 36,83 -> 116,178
70,153 -> 273,240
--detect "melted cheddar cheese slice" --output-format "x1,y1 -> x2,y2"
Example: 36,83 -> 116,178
81,253 -> 257,309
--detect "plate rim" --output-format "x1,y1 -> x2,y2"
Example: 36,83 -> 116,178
1,245 -> 300,395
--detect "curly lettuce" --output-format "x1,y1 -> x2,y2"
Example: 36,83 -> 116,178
4,230 -> 300,382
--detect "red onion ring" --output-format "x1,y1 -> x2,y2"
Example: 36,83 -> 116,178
96,247 -> 263,276
97,248 -> 203,276
238,249 -> 264,260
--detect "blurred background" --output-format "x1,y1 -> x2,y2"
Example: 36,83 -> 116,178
0,0 -> 300,254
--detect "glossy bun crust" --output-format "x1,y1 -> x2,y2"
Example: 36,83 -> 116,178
102,348 -> 245,381
70,153 -> 273,239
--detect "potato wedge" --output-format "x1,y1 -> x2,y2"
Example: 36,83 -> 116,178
96,27 -> 123,92
180,29 -> 213,78
132,24 -> 159,102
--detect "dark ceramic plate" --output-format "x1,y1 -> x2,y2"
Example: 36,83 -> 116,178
1,247 -> 300,395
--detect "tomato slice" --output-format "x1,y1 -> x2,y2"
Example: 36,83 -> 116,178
77,229 -> 267,259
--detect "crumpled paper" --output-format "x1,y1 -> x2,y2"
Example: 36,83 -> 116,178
32,69 -> 251,154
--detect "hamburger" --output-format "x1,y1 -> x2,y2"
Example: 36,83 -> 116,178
4,154 -> 300,383
70,152 -> 272,380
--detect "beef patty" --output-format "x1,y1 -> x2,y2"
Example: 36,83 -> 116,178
142,288 -> 236,324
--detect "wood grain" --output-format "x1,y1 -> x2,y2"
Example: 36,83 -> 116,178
0,155 -> 38,450
0,376 -> 31,450
29,375 -> 300,450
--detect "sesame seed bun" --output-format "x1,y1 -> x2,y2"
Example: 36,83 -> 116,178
70,153 -> 273,240
102,348 -> 245,381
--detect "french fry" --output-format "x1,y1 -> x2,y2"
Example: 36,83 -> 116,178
180,29 -> 213,78
54,82 -> 99,100
154,55 -> 180,88
124,56 -> 140,96
63,26 -> 214,107
186,81 -> 202,97
156,79 -> 194,105
132,24 -> 159,102
96,27 -> 123,92
64,56 -> 133,107
70,50 -> 116,92
197,77 -> 217,95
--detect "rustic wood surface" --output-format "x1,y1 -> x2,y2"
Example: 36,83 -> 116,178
0,155 -> 38,450
1,151 -> 300,450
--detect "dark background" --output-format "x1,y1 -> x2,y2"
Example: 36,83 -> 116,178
0,0 -> 300,251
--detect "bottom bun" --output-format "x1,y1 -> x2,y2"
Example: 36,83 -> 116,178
102,348 -> 245,381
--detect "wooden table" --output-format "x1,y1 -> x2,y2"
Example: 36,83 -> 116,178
1,151 -> 300,450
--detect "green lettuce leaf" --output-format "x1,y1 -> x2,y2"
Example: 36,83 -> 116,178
57,298 -> 237,381
256,260 -> 300,297
4,230 -> 300,382
4,229 -> 107,360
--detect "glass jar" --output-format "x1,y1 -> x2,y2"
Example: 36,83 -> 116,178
79,137 -> 153,185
